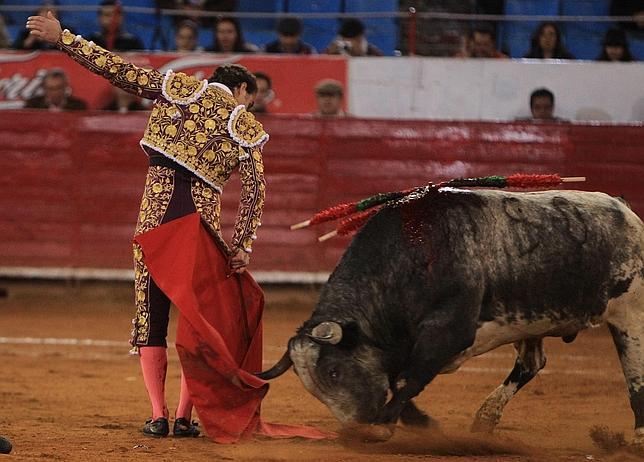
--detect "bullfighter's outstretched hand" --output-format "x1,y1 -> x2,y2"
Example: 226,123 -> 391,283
26,11 -> 62,44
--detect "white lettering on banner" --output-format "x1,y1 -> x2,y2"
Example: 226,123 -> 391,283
0,69 -> 46,101
0,51 -> 40,64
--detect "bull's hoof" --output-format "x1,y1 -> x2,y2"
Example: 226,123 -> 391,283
470,417 -> 498,433
341,423 -> 395,443
400,403 -> 438,428
635,428 -> 644,443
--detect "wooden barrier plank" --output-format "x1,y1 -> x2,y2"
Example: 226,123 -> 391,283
0,112 -> 642,275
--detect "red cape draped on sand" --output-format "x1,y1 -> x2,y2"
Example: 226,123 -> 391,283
134,212 -> 332,443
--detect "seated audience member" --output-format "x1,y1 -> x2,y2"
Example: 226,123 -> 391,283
610,1 -> 644,39
596,28 -> 635,61
207,16 -> 258,53
88,0 -> 144,51
264,17 -> 315,54
174,19 -> 202,51
312,79 -> 346,118
528,88 -> 563,121
155,0 -> 235,28
102,87 -> 145,113
24,69 -> 87,111
0,14 -> 9,49
249,72 -> 274,114
524,22 -> 575,59
324,18 -> 383,56
454,25 -> 508,58
13,6 -> 60,50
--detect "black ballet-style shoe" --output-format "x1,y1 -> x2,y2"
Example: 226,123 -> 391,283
173,418 -> 200,437
142,417 -> 169,438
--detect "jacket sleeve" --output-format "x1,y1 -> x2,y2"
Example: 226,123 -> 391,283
56,29 -> 164,100
228,107 -> 268,253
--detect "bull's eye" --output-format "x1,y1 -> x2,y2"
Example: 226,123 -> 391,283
328,369 -> 339,380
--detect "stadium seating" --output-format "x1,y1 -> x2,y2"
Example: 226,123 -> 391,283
344,0 -> 398,55
0,0 -> 632,59
561,0 -> 611,59
237,0 -> 285,51
123,0 -> 171,50
287,0 -> 341,53
500,0 -> 560,58
1,0 -> 44,28
58,0 -> 98,37
629,33 -> 644,61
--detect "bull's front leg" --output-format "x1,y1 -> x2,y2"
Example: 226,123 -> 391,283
376,312 -> 477,424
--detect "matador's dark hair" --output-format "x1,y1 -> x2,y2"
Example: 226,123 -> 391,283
208,63 -> 257,94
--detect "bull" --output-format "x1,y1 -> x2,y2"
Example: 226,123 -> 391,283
259,188 -> 644,442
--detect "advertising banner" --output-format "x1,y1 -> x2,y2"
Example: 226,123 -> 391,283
0,51 -> 347,113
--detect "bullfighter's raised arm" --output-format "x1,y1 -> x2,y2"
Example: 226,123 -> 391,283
27,11 -> 164,100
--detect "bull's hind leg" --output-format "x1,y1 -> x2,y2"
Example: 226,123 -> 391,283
605,272 -> 644,444
608,323 -> 643,444
471,338 -> 546,433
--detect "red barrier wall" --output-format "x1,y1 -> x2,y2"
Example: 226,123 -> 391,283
1,111 -> 643,276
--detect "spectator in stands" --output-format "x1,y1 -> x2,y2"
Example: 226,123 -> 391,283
610,1 -> 644,40
13,6 -> 60,50
88,0 -> 144,51
249,71 -> 273,114
155,0 -> 235,28
174,19 -> 202,52
324,18 -> 383,57
24,68 -> 87,111
528,88 -> 562,121
0,15 -> 10,49
454,25 -> 508,58
312,79 -> 346,118
524,22 -> 574,59
102,87 -> 146,112
596,28 -> 635,62
207,16 -> 258,53
264,17 -> 315,54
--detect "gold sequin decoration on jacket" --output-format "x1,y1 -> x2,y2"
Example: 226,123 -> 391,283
131,166 -> 174,348
57,29 -> 267,253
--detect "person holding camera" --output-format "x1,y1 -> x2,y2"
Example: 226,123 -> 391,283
324,18 -> 383,57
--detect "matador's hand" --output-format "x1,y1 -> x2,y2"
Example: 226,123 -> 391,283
229,249 -> 250,274
26,11 -> 62,44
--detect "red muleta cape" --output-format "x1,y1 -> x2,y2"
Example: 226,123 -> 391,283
134,212 -> 332,443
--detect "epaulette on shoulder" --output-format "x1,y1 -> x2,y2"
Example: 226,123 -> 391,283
161,70 -> 208,105
227,105 -> 269,148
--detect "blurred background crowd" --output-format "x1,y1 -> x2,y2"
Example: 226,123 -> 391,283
0,0 -> 641,119
0,0 -> 641,60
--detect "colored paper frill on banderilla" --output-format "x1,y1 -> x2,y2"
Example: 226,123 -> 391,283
134,212 -> 334,443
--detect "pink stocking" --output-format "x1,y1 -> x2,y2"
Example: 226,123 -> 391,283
175,369 -> 193,420
139,346 -> 169,419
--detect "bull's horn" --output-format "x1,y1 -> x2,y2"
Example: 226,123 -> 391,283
309,321 -> 343,344
256,349 -> 293,380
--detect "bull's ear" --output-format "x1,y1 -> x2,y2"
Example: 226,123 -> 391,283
308,321 -> 343,344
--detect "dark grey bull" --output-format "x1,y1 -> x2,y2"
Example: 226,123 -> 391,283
260,188 -> 644,442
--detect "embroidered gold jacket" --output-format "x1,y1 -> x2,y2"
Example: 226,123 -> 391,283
57,29 -> 266,253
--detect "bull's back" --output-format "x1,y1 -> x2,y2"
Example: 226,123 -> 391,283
398,188 -> 644,322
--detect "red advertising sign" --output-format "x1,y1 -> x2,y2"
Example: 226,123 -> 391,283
0,51 -> 347,113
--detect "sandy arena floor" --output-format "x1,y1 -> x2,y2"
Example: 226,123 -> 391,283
0,280 -> 641,462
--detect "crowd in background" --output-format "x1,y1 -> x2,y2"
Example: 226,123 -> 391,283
0,0 -> 641,118
0,0 -> 641,58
